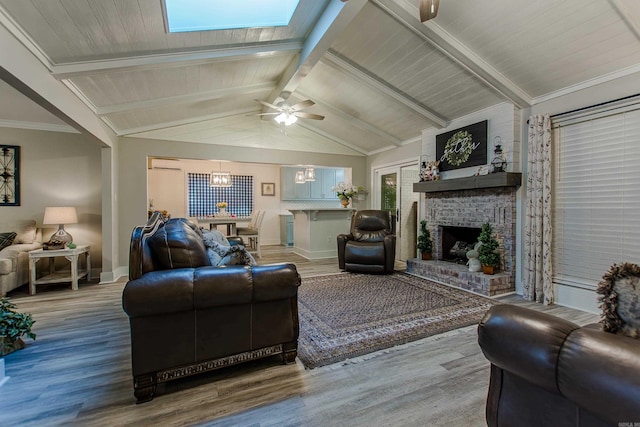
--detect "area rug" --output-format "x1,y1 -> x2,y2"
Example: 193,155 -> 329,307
297,272 -> 497,369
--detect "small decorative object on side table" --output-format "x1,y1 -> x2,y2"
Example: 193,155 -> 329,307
28,245 -> 91,294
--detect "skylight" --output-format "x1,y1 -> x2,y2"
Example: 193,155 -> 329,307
164,0 -> 300,33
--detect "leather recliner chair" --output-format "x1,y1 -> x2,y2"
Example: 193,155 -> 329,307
337,210 -> 396,274
122,213 -> 301,403
478,304 -> 640,426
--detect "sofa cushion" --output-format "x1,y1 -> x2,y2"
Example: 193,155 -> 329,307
597,262 -> 640,338
148,218 -> 210,270
0,232 -> 16,251
0,257 -> 12,275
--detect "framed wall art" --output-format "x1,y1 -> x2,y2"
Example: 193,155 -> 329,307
261,182 -> 275,196
436,120 -> 487,172
0,145 -> 20,206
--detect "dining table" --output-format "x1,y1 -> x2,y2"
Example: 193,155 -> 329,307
197,216 -> 251,235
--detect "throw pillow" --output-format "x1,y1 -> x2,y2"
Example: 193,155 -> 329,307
597,262 -> 640,339
204,240 -> 257,267
0,232 -> 17,251
201,229 -> 230,247
12,220 -> 37,244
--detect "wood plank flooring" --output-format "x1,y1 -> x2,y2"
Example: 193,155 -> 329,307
0,246 -> 599,427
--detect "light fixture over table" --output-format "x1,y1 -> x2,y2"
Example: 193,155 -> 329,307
43,206 -> 78,244
210,161 -> 232,188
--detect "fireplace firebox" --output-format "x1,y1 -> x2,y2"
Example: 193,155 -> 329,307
441,226 -> 481,264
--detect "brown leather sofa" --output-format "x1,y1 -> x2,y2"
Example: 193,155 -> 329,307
478,304 -> 640,426
337,210 -> 395,274
122,214 -> 301,403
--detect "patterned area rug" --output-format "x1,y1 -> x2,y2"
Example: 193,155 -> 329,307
297,272 -> 497,369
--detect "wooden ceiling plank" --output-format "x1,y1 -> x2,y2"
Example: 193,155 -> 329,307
322,50 -> 448,128
296,120 -> 371,156
95,82 -> 275,115
294,90 -> 403,146
373,0 -> 533,108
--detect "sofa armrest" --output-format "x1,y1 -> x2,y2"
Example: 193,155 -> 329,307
252,263 -> 300,302
559,328 -> 640,423
478,304 -> 580,394
383,234 -> 396,272
337,233 -> 353,269
123,269 -> 195,317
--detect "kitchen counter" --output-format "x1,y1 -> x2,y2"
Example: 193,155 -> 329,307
288,208 -> 355,259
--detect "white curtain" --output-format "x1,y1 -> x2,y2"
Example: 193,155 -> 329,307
524,114 -> 553,303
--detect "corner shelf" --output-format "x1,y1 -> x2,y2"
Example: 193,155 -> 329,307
413,172 -> 522,193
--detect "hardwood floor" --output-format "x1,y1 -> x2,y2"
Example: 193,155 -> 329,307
0,246 -> 599,427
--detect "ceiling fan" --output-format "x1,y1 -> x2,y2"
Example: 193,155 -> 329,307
340,0 -> 439,22
253,97 -> 325,126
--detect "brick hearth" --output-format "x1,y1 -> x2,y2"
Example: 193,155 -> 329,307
408,175 -> 520,296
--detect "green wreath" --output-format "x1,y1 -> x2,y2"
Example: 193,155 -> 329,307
444,130 -> 473,166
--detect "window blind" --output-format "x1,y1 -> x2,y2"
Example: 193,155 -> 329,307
553,108 -> 640,289
187,173 -> 254,217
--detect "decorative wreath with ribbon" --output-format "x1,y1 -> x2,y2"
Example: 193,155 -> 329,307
444,130 -> 473,166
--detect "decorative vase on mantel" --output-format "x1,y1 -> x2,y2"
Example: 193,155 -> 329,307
340,197 -> 350,208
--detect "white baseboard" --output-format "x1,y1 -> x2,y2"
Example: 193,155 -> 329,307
99,266 -> 129,284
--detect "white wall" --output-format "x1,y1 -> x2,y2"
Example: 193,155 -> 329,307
0,127 -> 103,272
421,102 -> 521,177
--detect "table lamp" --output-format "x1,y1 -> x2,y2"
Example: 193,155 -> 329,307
43,206 -> 78,244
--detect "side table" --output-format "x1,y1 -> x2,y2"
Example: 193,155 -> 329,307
28,245 -> 91,295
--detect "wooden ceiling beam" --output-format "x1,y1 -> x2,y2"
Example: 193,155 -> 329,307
265,0 -> 368,106
50,41 -> 302,80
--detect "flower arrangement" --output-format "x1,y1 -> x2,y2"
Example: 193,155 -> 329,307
331,182 -> 358,201
216,201 -> 228,209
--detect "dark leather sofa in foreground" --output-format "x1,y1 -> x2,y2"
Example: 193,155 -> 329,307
122,214 -> 301,403
478,304 -> 640,426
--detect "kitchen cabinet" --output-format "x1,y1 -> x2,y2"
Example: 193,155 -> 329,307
281,167 -> 345,201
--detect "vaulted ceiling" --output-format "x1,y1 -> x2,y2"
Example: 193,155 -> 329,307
1,0 -> 640,156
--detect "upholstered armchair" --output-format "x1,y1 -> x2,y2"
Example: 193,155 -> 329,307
337,210 -> 396,274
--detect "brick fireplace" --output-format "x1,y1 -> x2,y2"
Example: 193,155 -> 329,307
408,173 -> 521,296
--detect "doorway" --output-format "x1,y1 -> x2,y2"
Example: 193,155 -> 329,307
373,162 -> 420,261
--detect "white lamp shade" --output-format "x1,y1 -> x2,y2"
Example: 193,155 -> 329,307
43,207 -> 78,225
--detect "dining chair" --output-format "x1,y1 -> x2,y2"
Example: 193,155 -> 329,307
237,210 -> 265,258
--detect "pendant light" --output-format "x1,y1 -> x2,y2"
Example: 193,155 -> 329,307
210,161 -> 232,188
295,170 -> 306,184
304,167 -> 316,182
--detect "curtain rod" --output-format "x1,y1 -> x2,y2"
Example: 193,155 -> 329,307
527,93 -> 640,124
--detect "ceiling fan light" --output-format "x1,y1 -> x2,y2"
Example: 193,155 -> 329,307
295,170 -> 306,184
274,112 -> 287,124
284,114 -> 298,126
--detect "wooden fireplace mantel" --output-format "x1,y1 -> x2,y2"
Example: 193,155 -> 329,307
413,172 -> 522,193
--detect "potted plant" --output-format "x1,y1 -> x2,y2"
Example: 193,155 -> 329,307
0,297 -> 36,356
417,220 -> 433,260
478,223 -> 500,274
